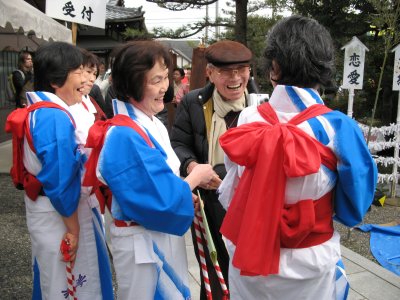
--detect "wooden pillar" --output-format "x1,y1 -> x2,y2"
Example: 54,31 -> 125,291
71,23 -> 77,45
190,46 -> 208,91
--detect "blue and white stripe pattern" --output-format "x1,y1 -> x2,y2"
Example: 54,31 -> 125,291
270,85 -> 377,227
335,259 -> 350,300
153,242 -> 191,300
91,206 -> 114,299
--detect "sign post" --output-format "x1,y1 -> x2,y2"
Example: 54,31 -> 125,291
341,37 -> 369,118
390,43 -> 400,199
46,0 -> 106,45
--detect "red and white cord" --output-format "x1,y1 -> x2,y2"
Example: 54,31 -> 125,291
194,213 -> 212,299
66,261 -> 77,300
196,211 -> 229,299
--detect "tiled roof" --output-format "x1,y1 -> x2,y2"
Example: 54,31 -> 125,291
106,4 -> 144,22
158,39 -> 202,61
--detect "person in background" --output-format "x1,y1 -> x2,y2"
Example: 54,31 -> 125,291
84,40 -> 216,300
94,61 -> 111,99
172,67 -> 189,105
170,40 -> 253,299
6,42 -> 113,299
12,51 -> 33,108
94,61 -> 106,86
79,49 -> 107,121
181,67 -> 191,86
19,74 -> 34,107
218,15 -> 377,299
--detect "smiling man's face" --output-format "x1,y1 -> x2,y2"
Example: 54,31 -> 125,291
207,63 -> 250,101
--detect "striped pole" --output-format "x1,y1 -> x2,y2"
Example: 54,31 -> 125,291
196,211 -> 229,299
66,261 -> 77,300
61,239 -> 77,300
193,213 -> 212,299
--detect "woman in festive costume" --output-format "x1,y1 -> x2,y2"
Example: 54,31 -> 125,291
6,42 -> 113,299
218,16 -> 377,300
84,40 -> 215,300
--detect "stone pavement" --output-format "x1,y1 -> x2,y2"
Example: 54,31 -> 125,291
1,140 -> 399,299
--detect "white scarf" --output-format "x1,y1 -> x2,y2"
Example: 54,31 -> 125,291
208,89 -> 245,166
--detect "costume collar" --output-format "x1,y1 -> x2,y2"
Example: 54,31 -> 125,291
269,85 -> 324,113
111,99 -> 170,162
26,91 -> 70,111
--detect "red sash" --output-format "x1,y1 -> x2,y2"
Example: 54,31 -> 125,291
83,114 -> 153,213
82,96 -> 107,121
5,102 -> 75,200
219,102 -> 337,276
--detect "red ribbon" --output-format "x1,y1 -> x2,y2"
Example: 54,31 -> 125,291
5,102 -> 75,199
60,238 -> 71,261
219,103 -> 336,276
83,114 -> 153,213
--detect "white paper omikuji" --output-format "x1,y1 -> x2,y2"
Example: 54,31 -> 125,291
358,123 -> 400,136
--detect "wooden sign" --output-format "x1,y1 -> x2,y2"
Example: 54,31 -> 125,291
341,36 -> 369,90
46,0 -> 106,29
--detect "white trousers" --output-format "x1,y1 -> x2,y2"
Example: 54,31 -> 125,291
26,194 -> 104,300
110,223 -> 190,300
226,233 -> 342,300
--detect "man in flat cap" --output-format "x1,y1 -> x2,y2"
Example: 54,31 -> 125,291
170,40 -> 254,299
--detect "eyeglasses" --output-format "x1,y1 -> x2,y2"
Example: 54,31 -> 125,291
212,65 -> 251,79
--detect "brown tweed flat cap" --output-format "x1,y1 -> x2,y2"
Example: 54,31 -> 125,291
205,40 -> 252,66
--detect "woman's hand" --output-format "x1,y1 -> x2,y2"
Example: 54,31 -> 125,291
199,173 -> 222,190
185,163 -> 221,191
60,232 -> 79,268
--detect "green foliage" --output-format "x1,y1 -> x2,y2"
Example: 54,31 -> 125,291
122,28 -> 153,40
292,0 -> 375,43
291,0 -> 400,127
364,0 -> 400,142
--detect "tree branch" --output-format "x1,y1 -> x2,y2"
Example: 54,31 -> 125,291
146,0 -> 218,11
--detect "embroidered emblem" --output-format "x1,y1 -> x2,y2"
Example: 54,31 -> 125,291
61,273 -> 88,298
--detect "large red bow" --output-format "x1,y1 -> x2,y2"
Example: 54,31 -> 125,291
219,103 -> 335,276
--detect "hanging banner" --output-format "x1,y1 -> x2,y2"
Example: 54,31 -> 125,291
46,0 -> 106,29
341,36 -> 369,90
392,44 -> 400,91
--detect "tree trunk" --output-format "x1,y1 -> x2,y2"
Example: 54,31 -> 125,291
235,0 -> 248,45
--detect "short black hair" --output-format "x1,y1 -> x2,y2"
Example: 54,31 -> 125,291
264,15 -> 335,88
80,48 -> 99,69
34,42 -> 82,93
111,40 -> 171,102
173,67 -> 185,78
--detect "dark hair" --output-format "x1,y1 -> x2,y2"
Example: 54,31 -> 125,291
80,48 -> 99,69
264,15 -> 335,88
173,67 -> 185,78
18,51 -> 31,69
34,42 -> 82,93
111,40 -> 172,102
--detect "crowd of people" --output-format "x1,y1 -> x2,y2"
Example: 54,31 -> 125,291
5,15 -> 377,300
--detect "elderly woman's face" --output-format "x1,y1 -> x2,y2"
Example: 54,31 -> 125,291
135,59 -> 169,118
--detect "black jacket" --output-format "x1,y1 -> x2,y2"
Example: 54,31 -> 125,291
12,69 -> 32,108
170,82 -> 215,177
170,80 -> 256,177
171,81 -> 257,299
